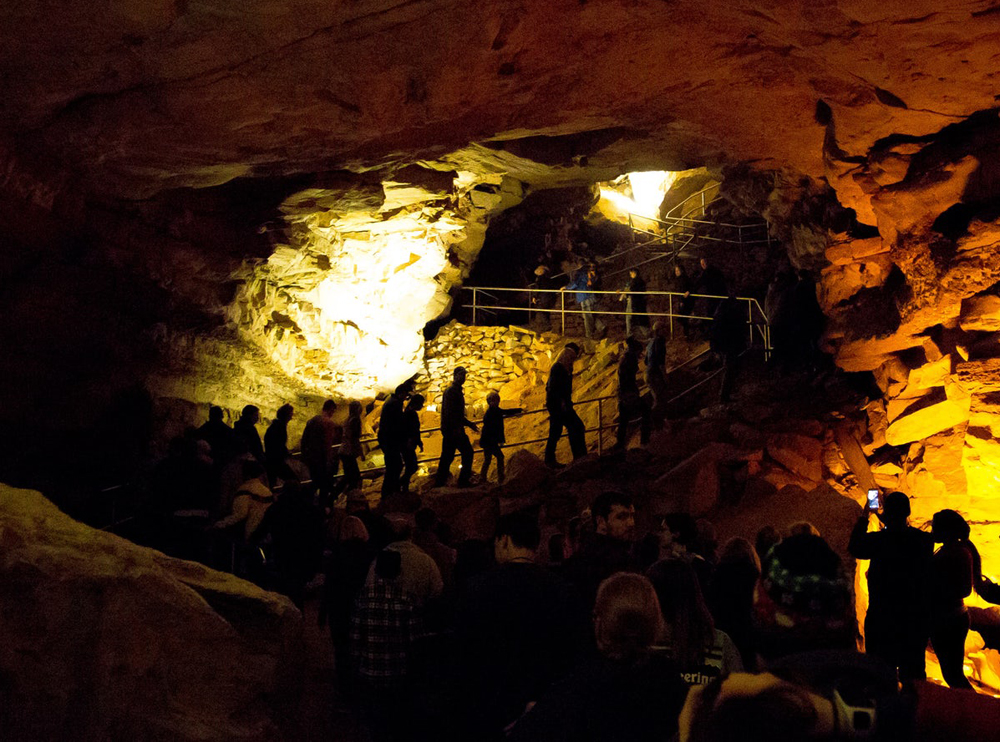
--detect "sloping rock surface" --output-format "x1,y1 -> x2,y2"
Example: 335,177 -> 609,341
0,484 -> 302,742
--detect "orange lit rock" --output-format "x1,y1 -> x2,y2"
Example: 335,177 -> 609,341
766,433 -> 823,483
956,359 -> 1000,395
960,295 -> 1000,332
885,396 -> 971,446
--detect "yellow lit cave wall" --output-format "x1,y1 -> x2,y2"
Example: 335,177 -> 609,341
228,172 -> 523,398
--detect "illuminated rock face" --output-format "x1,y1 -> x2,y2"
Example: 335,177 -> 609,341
228,172 -> 523,397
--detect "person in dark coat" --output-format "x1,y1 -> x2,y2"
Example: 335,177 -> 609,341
263,403 -> 294,484
233,404 -> 265,469
509,573 -> 687,742
400,394 -> 424,494
710,293 -> 747,403
479,391 -> 522,483
927,509 -> 980,690
456,511 -> 587,740
197,405 -> 236,465
544,343 -> 587,468
848,491 -> 934,682
378,383 -> 412,498
434,367 -> 478,487
564,491 -> 639,610
258,479 -> 322,609
645,324 -> 668,426
615,337 -> 651,449
301,399 -> 340,503
670,263 -> 694,335
619,268 -> 649,337
708,537 -> 762,671
320,515 -> 376,696
694,257 -> 727,325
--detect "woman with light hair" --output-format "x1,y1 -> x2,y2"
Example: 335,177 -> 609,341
510,572 -> 688,741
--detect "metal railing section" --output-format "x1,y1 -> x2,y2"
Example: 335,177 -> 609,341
463,285 -> 770,350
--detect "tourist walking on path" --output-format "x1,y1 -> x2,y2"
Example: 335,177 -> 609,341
479,391 -> 523,484
619,268 -> 649,337
301,399 -> 341,503
615,337 -> 651,449
400,394 -> 424,493
378,383 -> 412,499
563,262 -> 602,339
339,400 -> 364,492
545,343 -> 587,468
234,404 -> 266,469
435,368 -> 478,487
645,324 -> 668,427
264,403 -> 294,485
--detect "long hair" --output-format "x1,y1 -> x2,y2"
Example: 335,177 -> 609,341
594,573 -> 665,661
932,509 -> 982,583
647,558 -> 715,668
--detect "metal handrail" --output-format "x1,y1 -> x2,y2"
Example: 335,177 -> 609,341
664,184 -> 721,221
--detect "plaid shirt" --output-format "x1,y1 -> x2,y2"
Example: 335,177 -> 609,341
350,578 -> 422,686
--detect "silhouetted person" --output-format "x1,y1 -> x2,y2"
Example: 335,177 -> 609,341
707,537 -> 761,671
264,403 -> 294,484
378,384 -> 411,498
319,516 -> 376,696
339,400 -> 364,492
755,524 -> 781,563
849,491 -> 934,682
150,433 -> 215,516
645,324 -> 668,426
301,399 -> 340,502
545,342 -> 587,468
789,270 -> 826,371
400,394 -> 424,493
711,293 -> 747,403
670,263 -> 694,334
233,404 -> 265,468
197,405 -> 236,464
615,337 -> 651,449
565,491 -> 639,609
647,558 -> 743,687
509,573 -> 688,742
564,262 -> 602,338
259,480 -> 322,609
764,269 -> 795,369
435,367 -> 478,487
412,507 -> 456,588
694,257 -> 727,319
928,509 -> 980,690
620,268 -> 649,337
479,391 -> 522,483
457,511 -> 586,739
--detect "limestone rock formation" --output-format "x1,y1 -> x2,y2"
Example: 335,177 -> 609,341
0,484 -> 302,742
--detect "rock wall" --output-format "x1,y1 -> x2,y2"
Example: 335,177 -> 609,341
228,170 -> 524,398
0,484 -> 303,741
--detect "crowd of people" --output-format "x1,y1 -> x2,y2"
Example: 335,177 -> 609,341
320,490 -> 1000,741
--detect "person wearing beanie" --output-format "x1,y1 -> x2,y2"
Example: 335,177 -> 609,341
754,533 -> 854,662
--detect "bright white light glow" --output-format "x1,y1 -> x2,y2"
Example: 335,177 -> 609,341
598,170 -> 678,221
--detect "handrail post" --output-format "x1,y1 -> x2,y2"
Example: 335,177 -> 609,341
668,293 -> 674,338
472,288 -> 477,325
560,290 -> 566,335
598,399 -> 603,456
747,299 -> 753,348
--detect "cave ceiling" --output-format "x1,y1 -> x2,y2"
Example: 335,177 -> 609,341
2,0 -> 999,198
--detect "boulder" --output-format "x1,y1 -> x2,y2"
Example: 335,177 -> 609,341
0,484 -> 302,742
885,397 -> 971,446
960,294 -> 1000,332
502,449 -> 552,499
956,359 -> 1000,395
766,433 -> 823,482
652,442 -> 735,516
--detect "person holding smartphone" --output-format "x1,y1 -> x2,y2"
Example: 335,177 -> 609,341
848,490 -> 935,682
